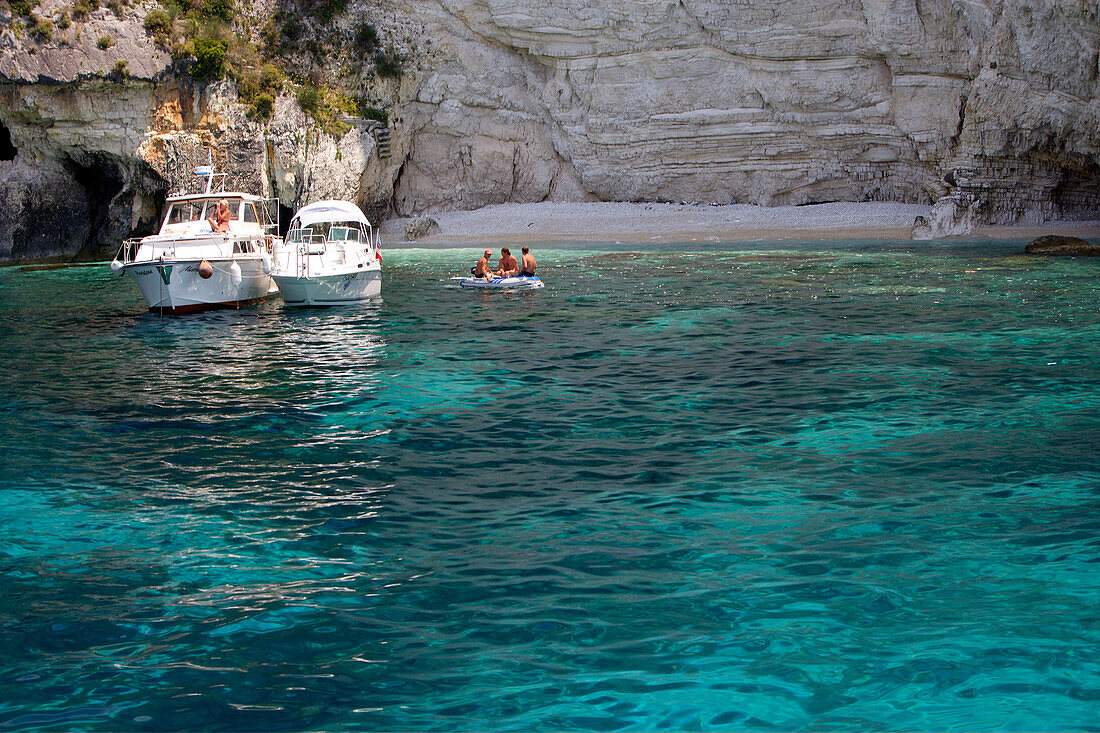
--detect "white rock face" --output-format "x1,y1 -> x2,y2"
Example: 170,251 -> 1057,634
391,0 -> 1098,225
1,0 -> 1098,258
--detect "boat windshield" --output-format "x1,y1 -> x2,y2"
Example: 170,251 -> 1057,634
329,226 -> 361,243
287,221 -> 366,243
165,198 -> 244,225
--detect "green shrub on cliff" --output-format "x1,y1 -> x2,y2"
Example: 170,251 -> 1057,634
372,47 -> 402,79
191,36 -> 227,80
307,0 -> 346,24
259,64 -> 284,92
296,83 -> 322,116
294,83 -> 354,138
248,93 -> 274,120
235,60 -> 283,121
9,0 -> 39,18
143,8 -> 170,35
69,0 -> 98,22
357,101 -> 388,125
200,0 -> 233,23
96,34 -> 114,49
33,16 -> 53,41
354,22 -> 378,52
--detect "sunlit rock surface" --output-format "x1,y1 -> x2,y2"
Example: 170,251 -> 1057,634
1,0 -> 1098,259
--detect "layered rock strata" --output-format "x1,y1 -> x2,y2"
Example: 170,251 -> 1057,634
399,0 -> 1099,227
1,0 -> 1098,260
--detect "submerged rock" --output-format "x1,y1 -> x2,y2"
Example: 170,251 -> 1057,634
1024,235 -> 1100,256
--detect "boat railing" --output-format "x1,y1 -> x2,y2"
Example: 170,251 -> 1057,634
283,233 -> 327,278
116,238 -> 144,265
262,198 -> 280,234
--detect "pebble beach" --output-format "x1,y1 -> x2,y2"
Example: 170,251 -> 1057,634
380,200 -> 1100,245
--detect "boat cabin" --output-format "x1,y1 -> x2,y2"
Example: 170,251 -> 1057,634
159,194 -> 270,238
286,220 -> 370,244
286,200 -> 376,253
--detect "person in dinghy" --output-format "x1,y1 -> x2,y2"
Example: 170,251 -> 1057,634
496,247 -> 519,277
518,246 -> 536,277
473,249 -> 495,280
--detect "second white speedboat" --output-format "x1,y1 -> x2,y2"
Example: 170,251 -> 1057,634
271,200 -> 382,306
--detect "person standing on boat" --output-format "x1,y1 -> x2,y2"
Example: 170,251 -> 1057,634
207,199 -> 231,233
497,247 -> 519,277
519,246 -> 536,277
473,249 -> 494,280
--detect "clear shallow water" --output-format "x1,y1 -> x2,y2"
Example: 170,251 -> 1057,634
1,240 -> 1099,731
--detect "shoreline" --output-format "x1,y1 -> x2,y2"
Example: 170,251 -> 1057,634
379,201 -> 1100,246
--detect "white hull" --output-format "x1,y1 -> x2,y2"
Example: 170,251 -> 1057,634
122,258 -> 274,313
459,275 -> 544,290
274,267 -> 382,306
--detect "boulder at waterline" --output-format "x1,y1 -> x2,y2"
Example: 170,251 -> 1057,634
1024,236 -> 1100,256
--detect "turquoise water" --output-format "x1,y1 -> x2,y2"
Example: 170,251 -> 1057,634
1,240 -> 1099,731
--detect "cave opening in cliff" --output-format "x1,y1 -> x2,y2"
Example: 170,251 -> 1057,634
0,120 -> 16,161
277,202 -> 293,237
64,154 -> 125,257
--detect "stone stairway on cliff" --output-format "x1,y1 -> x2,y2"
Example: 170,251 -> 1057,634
373,126 -> 391,159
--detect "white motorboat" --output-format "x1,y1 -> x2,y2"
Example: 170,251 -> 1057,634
110,166 -> 280,314
270,200 -> 382,306
458,275 -> 544,290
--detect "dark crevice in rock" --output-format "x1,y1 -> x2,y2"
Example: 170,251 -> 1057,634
64,153 -> 126,259
277,202 -> 294,237
391,156 -> 409,215
954,94 -> 967,144
0,119 -> 16,161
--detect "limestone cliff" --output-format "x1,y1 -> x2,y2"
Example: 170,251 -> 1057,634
399,0 -> 1099,225
1,0 -> 1097,260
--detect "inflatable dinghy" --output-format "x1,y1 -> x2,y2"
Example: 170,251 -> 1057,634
458,275 -> 544,290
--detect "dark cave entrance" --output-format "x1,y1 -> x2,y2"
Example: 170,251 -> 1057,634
0,119 -> 17,161
277,202 -> 293,237
65,153 -> 125,258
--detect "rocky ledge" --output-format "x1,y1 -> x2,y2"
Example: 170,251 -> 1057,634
1024,235 -> 1100,256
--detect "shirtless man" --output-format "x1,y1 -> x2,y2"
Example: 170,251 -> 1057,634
207,199 -> 231,233
497,247 -> 519,277
518,245 -> 536,277
473,249 -> 494,280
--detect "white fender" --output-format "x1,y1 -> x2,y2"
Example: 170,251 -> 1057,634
110,259 -> 123,276
229,261 -> 242,286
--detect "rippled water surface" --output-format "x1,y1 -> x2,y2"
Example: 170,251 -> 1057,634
1,240 -> 1099,731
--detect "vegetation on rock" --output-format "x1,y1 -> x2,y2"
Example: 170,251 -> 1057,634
33,15 -> 53,40
70,0 -> 98,22
191,36 -> 227,80
9,0 -> 39,17
12,0 -> 402,136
